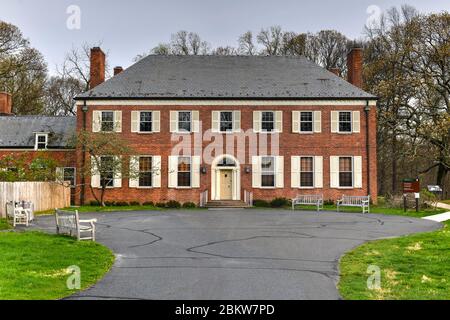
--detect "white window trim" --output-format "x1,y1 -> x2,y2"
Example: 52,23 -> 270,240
176,111 -> 193,134
63,167 -> 76,188
260,111 -> 276,134
260,155 -> 276,188
177,156 -> 193,188
137,111 -> 154,134
337,111 -> 353,134
218,110 -> 235,133
99,110 -> 116,133
338,155 -> 354,189
137,155 -> 154,189
299,111 -> 314,134
35,133 -> 48,150
99,156 -> 117,189
298,156 -> 315,189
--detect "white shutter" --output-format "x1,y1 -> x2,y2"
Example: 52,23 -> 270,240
292,111 -> 300,133
252,156 -> 261,188
331,111 -> 339,133
192,111 -> 200,133
314,111 -> 322,133
153,111 -> 160,132
56,167 -> 64,183
211,111 -> 220,132
354,156 -> 363,188
275,111 -> 283,133
131,111 -> 139,133
129,156 -> 139,188
314,156 -> 323,188
114,111 -> 122,133
291,156 -> 300,188
92,111 -> 101,132
330,156 -> 339,188
233,111 -> 241,132
91,156 -> 100,188
191,156 -> 201,188
253,111 -> 261,133
152,156 -> 161,188
352,111 -> 360,133
275,156 -> 284,188
168,156 -> 178,188
113,156 -> 122,188
170,111 -> 178,133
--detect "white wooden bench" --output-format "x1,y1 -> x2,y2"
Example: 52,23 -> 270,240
292,194 -> 324,212
337,195 -> 370,214
55,209 -> 97,241
6,201 -> 28,227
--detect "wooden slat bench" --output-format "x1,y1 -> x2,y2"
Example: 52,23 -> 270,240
292,194 -> 324,212
337,195 -> 370,214
55,209 -> 97,241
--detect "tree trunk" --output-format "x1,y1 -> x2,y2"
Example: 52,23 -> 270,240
391,135 -> 398,194
100,186 -> 106,207
88,184 -> 100,204
436,163 -> 448,200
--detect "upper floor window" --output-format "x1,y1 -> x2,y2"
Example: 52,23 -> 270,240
220,112 -> 233,132
177,156 -> 191,187
35,133 -> 48,150
140,112 -> 153,132
300,112 -> 313,133
338,111 -> 352,133
261,156 -> 275,187
339,157 -> 353,187
178,111 -> 192,133
101,111 -> 115,132
261,112 -> 274,132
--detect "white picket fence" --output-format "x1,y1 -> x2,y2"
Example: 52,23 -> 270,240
0,182 -> 71,218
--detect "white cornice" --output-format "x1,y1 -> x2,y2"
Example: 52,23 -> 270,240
76,100 -> 377,107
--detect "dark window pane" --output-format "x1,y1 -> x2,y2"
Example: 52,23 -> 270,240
140,112 -> 152,132
139,172 -> 152,187
63,168 -> 76,187
178,112 -> 192,132
217,157 -> 236,167
339,173 -> 353,187
101,112 -> 114,132
261,112 -> 274,132
177,172 -> 191,187
177,157 -> 191,187
100,156 -> 114,187
300,112 -> 313,132
339,157 -> 353,187
339,112 -> 352,132
300,172 -> 314,187
261,175 -> 275,187
220,112 -> 233,132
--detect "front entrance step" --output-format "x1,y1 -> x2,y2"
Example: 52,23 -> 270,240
205,200 -> 250,208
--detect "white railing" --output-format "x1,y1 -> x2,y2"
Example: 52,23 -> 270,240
200,190 -> 209,207
244,190 -> 254,207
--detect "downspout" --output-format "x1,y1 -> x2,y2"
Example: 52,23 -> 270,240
80,100 -> 88,205
364,100 -> 371,198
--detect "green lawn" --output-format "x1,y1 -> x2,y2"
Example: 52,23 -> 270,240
442,200 -> 450,205
339,221 -> 450,300
0,232 -> 114,300
36,205 -> 161,216
292,204 -> 445,218
0,219 -> 10,230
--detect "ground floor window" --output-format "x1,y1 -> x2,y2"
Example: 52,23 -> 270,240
300,157 -> 314,187
100,156 -> 115,187
63,167 -> 76,187
139,157 -> 153,187
177,156 -> 191,187
339,157 -> 353,187
261,156 -> 275,187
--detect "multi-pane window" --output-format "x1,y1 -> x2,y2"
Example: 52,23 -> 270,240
139,157 -> 153,187
178,112 -> 192,132
261,112 -> 274,132
339,157 -> 353,187
101,111 -> 114,132
63,168 -> 76,188
261,156 -> 275,187
339,112 -> 352,132
100,156 -> 114,187
140,112 -> 152,132
300,157 -> 314,187
177,157 -> 191,187
220,112 -> 233,132
300,112 -> 313,132
35,134 -> 48,150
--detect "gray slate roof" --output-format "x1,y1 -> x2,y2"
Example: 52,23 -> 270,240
0,116 -> 76,148
76,55 -> 376,100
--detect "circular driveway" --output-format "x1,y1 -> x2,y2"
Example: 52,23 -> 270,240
34,209 -> 440,300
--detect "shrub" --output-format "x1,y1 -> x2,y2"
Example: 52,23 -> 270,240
324,199 -> 335,206
104,201 -> 115,207
89,200 -> 100,206
253,199 -> 270,207
156,202 -> 166,208
143,201 -> 154,206
182,202 -> 197,209
115,201 -> 129,207
166,200 -> 181,209
130,201 -> 141,206
270,197 -> 290,208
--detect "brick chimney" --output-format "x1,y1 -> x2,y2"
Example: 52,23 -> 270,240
347,47 -> 363,88
329,68 -> 340,76
114,66 -> 123,76
90,47 -> 106,89
0,92 -> 13,115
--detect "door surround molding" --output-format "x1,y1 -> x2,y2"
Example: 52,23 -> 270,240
211,154 -> 241,201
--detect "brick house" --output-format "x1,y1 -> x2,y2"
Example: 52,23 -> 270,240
70,47 -> 377,206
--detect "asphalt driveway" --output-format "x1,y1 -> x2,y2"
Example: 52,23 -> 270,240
33,209 -> 440,300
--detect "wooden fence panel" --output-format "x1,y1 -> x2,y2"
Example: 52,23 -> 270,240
0,182 -> 70,218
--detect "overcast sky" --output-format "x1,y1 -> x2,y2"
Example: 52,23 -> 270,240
1,0 -> 448,75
